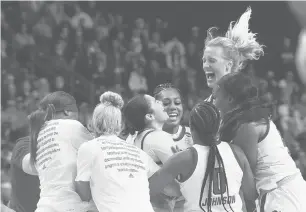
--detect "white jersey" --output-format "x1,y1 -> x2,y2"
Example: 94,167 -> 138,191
181,143 -> 243,212
76,135 -> 159,212
255,120 -> 301,192
172,125 -> 193,151
35,119 -> 94,212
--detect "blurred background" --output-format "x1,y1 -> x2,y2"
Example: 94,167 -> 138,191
1,1 -> 306,205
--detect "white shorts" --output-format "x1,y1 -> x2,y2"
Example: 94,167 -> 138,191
260,174 -> 306,212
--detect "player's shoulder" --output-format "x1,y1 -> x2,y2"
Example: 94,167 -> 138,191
148,130 -> 173,141
78,138 -> 98,152
60,119 -> 85,128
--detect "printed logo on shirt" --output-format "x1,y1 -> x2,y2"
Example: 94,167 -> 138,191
36,121 -> 60,169
100,139 -> 146,174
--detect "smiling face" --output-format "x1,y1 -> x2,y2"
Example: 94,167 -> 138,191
158,88 -> 183,128
202,46 -> 232,88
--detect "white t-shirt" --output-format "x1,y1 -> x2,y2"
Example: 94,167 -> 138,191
35,119 -> 94,212
76,135 -> 159,212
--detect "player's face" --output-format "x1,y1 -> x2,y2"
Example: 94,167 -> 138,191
202,46 -> 232,89
212,85 -> 233,118
158,89 -> 183,127
144,95 -> 169,123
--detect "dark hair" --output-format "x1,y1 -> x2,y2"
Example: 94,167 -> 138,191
28,91 -> 77,164
217,72 -> 272,142
189,101 -> 233,212
123,95 -> 152,135
153,83 -> 182,101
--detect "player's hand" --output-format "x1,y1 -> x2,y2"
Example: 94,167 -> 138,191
171,145 -> 181,154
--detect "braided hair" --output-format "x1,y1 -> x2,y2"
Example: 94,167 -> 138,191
153,83 -> 182,101
189,102 -> 234,212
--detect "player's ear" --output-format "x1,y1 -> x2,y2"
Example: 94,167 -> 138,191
63,110 -> 69,116
145,113 -> 154,122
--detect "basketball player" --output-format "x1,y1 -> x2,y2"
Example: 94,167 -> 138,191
75,92 -> 159,212
153,83 -> 193,151
123,94 -> 181,212
153,83 -> 194,211
214,72 -> 306,211
23,91 -> 95,212
149,102 -> 257,212
202,7 -> 264,103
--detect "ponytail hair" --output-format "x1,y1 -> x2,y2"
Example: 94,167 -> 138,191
189,102 -> 234,212
205,7 -> 264,72
29,104 -> 55,164
225,7 -> 264,61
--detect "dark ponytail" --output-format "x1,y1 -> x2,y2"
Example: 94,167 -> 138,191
189,102 -> 234,212
29,104 -> 55,164
199,142 -> 234,212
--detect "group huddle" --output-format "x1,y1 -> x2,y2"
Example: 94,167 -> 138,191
8,7 -> 306,212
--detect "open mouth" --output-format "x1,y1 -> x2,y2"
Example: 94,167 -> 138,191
168,112 -> 179,121
205,72 -> 215,81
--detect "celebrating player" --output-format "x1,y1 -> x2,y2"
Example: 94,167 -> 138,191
75,91 -> 159,212
123,94 -> 181,212
153,83 -> 194,211
149,101 -> 257,212
202,7 -> 264,103
24,91 -> 95,212
214,72 -> 306,211
153,83 -> 193,151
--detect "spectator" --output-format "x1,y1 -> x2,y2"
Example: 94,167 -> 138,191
19,80 -> 32,100
148,31 -> 164,60
71,4 -> 93,29
279,71 -> 299,105
48,2 -> 68,26
33,16 -> 53,40
128,64 -> 148,95
54,76 -> 67,92
13,23 -> 35,50
164,37 -> 186,72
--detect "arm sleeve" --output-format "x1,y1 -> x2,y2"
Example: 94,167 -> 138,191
70,121 -> 94,150
76,142 -> 96,182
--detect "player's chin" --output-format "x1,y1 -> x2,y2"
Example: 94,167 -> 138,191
166,118 -> 180,127
206,80 -> 217,88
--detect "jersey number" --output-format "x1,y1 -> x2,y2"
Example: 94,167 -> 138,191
212,168 -> 226,195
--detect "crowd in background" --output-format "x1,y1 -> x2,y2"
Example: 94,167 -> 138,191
1,1 -> 306,205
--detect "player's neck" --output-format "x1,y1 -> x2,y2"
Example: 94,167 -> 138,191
147,122 -> 163,131
163,124 -> 179,135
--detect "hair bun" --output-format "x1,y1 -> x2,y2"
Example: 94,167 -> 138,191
99,91 -> 124,109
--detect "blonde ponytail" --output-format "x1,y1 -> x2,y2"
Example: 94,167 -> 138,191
225,7 -> 264,61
